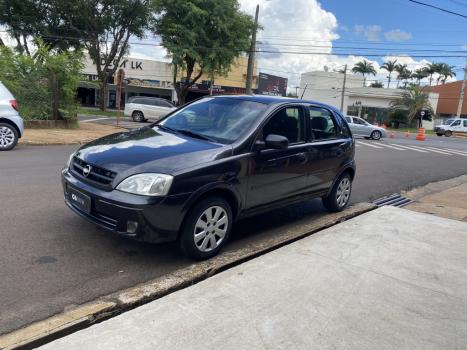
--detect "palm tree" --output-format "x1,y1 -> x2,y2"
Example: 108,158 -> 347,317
381,59 -> 397,88
423,63 -> 439,86
352,60 -> 377,86
390,86 -> 433,124
394,63 -> 408,88
437,63 -> 456,84
411,68 -> 429,86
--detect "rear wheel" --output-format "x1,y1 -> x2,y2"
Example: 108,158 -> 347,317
0,123 -> 18,151
322,173 -> 352,212
436,133 -> 443,137
179,197 -> 232,260
132,111 -> 145,122
371,130 -> 382,140
445,130 -> 452,137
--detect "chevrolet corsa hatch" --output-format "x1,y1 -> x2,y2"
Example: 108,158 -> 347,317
62,95 -> 356,260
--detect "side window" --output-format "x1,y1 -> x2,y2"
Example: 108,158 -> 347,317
464,120 -> 467,127
160,100 -> 174,108
353,118 -> 366,125
262,107 -> 305,144
308,106 -> 338,141
452,120 -> 461,126
336,113 -> 351,138
344,116 -> 352,123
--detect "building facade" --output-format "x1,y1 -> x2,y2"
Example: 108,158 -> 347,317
300,71 -> 439,129
426,81 -> 467,118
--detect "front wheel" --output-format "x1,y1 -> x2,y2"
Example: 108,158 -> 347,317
322,173 -> 352,212
0,123 -> 19,151
445,130 -> 452,137
179,197 -> 233,260
132,111 -> 145,122
371,130 -> 382,140
436,133 -> 443,137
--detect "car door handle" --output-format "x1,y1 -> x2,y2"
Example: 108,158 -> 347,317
295,152 -> 308,163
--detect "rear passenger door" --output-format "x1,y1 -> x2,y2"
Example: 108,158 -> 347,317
305,106 -> 352,192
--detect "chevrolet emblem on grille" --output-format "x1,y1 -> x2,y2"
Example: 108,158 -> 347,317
83,165 -> 92,177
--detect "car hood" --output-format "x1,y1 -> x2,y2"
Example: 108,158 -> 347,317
75,126 -> 231,176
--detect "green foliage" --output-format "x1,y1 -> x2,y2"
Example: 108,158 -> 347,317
352,60 -> 377,86
152,0 -> 255,104
0,43 -> 83,120
381,59 -> 397,88
390,86 -> 433,123
389,110 -> 408,128
370,81 -> 383,88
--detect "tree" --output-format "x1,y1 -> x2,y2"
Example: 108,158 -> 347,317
152,0 -> 255,105
437,63 -> 456,84
394,63 -> 408,88
67,0 -> 152,110
352,60 -> 377,87
390,86 -> 433,124
423,62 -> 441,86
381,59 -> 397,88
411,68 -> 429,86
370,81 -> 383,88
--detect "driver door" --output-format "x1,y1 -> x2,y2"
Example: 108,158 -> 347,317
246,106 -> 310,209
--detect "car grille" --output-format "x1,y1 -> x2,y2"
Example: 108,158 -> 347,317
71,157 -> 117,185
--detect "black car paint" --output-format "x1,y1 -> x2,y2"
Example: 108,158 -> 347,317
62,95 -> 355,243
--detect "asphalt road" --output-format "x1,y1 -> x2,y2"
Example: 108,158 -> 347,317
2,133 -> 467,335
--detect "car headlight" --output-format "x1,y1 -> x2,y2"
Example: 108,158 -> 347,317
116,173 -> 173,196
67,153 -> 75,169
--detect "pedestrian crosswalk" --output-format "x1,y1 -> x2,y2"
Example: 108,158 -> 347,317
356,141 -> 467,157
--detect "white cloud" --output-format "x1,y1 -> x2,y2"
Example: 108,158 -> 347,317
384,29 -> 412,42
462,45 -> 467,50
354,25 -> 382,42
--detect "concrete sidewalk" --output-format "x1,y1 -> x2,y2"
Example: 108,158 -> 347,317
40,206 -> 467,350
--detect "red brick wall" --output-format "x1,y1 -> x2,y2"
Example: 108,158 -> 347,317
427,81 -> 467,116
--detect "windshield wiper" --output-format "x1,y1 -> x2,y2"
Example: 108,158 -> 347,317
175,129 -> 217,142
156,124 -> 177,133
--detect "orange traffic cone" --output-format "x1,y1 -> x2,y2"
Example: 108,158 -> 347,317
405,130 -> 410,138
416,128 -> 426,141
390,131 -> 395,139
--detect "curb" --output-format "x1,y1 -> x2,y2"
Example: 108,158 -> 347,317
0,202 -> 375,350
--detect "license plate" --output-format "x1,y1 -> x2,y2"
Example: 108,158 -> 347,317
68,187 -> 91,214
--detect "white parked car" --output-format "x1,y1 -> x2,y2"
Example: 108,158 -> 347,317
344,115 -> 387,140
0,81 -> 24,151
434,118 -> 467,137
124,97 -> 176,122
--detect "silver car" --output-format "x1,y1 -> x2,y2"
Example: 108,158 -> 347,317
124,96 -> 176,122
344,115 -> 387,140
0,82 -> 24,151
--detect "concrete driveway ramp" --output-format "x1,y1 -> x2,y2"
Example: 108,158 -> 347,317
40,206 -> 467,350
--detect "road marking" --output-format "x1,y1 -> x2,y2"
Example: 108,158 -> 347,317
409,145 -> 452,155
440,148 -> 467,156
80,117 -> 115,123
425,147 -> 467,157
377,143 -> 406,150
356,141 -> 383,149
389,144 -> 429,153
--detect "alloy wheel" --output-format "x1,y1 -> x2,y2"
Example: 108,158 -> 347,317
336,177 -> 351,207
0,126 -> 15,148
372,131 -> 381,140
193,206 -> 228,252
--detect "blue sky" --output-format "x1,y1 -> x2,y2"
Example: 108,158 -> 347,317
323,0 -> 467,74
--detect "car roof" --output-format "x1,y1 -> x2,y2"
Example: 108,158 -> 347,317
209,95 -> 340,112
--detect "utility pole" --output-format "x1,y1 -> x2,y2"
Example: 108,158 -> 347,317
246,4 -> 259,95
457,60 -> 467,117
340,64 -> 347,113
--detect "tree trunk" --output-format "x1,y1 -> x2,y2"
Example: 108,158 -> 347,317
99,78 -> 108,111
387,75 -> 391,88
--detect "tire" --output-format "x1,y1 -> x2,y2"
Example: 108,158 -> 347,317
436,133 -> 443,137
445,130 -> 452,137
0,123 -> 19,151
371,130 -> 382,140
179,197 -> 233,260
132,111 -> 145,122
322,173 -> 352,212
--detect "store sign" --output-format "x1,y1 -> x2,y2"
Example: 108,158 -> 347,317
126,78 -> 173,89
100,58 -> 143,71
258,73 -> 288,96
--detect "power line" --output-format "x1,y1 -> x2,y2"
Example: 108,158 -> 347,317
407,0 -> 467,19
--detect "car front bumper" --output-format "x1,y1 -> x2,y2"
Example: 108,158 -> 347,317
62,169 -> 191,243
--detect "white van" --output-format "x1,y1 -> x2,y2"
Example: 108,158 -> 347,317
434,118 -> 467,137
0,82 -> 24,150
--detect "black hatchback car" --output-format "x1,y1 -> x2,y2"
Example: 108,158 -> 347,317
62,95 -> 355,259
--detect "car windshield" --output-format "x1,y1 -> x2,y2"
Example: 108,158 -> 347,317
443,119 -> 455,125
159,97 -> 268,144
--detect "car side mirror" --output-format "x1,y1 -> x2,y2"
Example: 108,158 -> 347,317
264,134 -> 289,150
